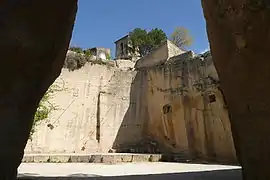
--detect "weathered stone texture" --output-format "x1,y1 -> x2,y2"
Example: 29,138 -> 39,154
22,154 -> 162,164
0,1 -> 77,179
89,47 -> 111,60
25,62 -> 140,153
26,48 -> 236,164
202,0 -> 270,179
114,35 -> 140,60
135,40 -> 185,69
115,59 -> 135,71
143,52 -> 236,163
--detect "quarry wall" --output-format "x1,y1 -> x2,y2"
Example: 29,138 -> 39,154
25,51 -> 237,164
138,52 -> 237,163
25,62 -> 142,153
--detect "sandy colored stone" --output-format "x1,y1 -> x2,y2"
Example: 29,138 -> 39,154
202,0 -> 270,179
25,41 -> 236,165
0,1 -> 77,179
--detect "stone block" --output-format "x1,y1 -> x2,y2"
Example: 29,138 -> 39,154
49,155 -> 71,163
148,154 -> 162,162
116,60 -> 135,71
89,155 -> 103,163
70,155 -> 90,163
100,154 -> 133,164
131,154 -> 152,162
99,155 -> 118,164
22,155 -> 34,163
118,155 -> 133,163
33,155 -> 50,163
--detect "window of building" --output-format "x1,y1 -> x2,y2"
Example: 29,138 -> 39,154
120,42 -> 124,55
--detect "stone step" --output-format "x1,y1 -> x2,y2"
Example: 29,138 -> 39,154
160,153 -> 190,163
22,153 -> 162,164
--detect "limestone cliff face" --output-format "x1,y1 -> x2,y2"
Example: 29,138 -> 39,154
139,52 -> 236,163
25,62 -> 141,153
26,49 -> 236,163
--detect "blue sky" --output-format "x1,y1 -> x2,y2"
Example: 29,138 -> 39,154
71,0 -> 210,57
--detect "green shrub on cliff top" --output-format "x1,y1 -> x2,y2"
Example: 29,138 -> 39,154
69,46 -> 83,54
64,52 -> 87,71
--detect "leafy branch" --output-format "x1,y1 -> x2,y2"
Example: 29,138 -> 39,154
30,84 -> 62,140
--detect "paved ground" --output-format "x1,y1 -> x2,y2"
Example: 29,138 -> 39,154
18,162 -> 242,180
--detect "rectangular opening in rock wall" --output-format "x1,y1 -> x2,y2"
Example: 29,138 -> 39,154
163,104 -> 172,114
209,94 -> 216,103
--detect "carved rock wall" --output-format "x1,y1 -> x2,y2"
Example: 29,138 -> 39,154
143,52 -> 237,163
25,62 -> 142,153
25,52 -> 237,163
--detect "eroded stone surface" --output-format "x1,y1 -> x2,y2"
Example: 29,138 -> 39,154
0,1 -> 77,179
25,45 -> 236,164
202,0 -> 270,179
22,154 -> 162,164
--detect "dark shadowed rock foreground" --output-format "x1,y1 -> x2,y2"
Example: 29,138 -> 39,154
0,1 -> 77,179
202,0 -> 270,179
1,0 -> 269,179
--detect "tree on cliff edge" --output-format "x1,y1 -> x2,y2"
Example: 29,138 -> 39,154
129,28 -> 167,56
169,27 -> 193,50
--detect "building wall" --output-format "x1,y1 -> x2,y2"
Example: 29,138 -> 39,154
90,48 -> 111,60
115,36 -> 140,60
115,36 -> 130,59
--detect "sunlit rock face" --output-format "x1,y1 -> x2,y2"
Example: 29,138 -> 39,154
26,41 -> 237,165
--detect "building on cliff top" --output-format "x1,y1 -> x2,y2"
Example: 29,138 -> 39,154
89,47 -> 111,60
114,34 -> 187,63
114,35 -> 140,61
